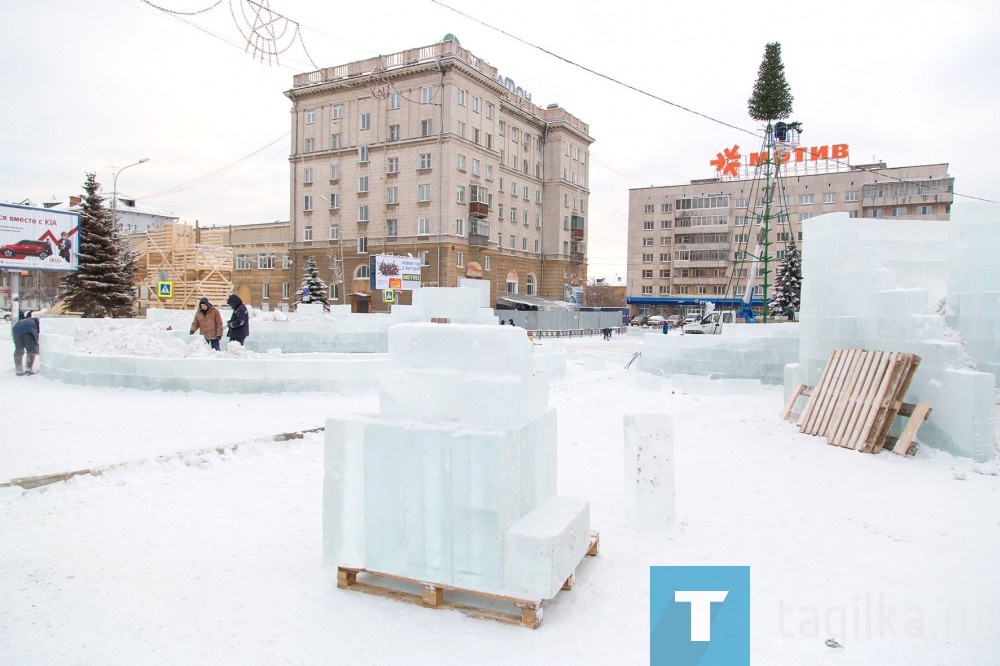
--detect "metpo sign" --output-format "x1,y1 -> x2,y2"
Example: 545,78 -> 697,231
710,143 -> 850,177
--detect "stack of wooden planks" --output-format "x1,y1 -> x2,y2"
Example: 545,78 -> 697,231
781,349 -> 931,456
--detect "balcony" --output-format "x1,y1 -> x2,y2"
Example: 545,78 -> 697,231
469,233 -> 490,247
469,201 -> 489,219
570,227 -> 585,241
570,252 -> 585,263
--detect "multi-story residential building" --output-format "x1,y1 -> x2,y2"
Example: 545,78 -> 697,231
284,35 -> 593,310
626,161 -> 954,316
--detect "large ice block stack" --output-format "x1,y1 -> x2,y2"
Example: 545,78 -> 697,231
794,209 -> 999,461
390,287 -> 499,325
324,322 -> 591,599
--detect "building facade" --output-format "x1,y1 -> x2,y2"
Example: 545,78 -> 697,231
626,161 -> 954,316
284,35 -> 593,311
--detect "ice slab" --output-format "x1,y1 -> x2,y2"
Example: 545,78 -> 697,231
623,414 -> 675,525
503,496 -> 590,599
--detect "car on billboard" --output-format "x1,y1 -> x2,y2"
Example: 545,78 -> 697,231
1,239 -> 51,259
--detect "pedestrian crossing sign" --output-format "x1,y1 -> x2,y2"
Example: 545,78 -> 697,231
383,289 -> 395,303
157,281 -> 173,299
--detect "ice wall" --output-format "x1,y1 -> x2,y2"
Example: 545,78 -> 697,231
794,208 -> 999,461
324,323 -> 591,599
636,324 -> 799,385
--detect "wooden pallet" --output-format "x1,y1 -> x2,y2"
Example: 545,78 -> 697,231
781,349 -> 931,455
337,531 -> 600,629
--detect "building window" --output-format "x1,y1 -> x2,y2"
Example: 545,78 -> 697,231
456,185 -> 466,203
472,96 -> 480,113
329,224 -> 339,240
642,269 -> 653,278
386,219 -> 398,237
510,234 -> 516,249
799,194 -> 814,205
484,255 -> 491,270
456,251 -> 464,267
332,104 -> 343,120
849,210 -> 860,218
485,133 -> 492,150
643,220 -> 654,230
498,120 -> 505,136
330,134 -> 340,150
485,102 -> 493,119
387,157 -> 399,174
357,237 -> 368,254
510,207 -> 517,222
918,205 -> 932,215
418,250 -> 428,266
419,153 -> 432,170
845,191 -> 859,202
303,225 -> 313,241
303,195 -> 313,211
661,220 -> 672,229
258,253 -> 275,270
304,138 -> 315,153
536,214 -> 542,228
457,121 -> 466,138
389,124 -> 400,141
360,112 -> 371,130
282,282 -> 289,299
355,264 -> 369,279
642,253 -> 653,263
236,254 -> 253,270
455,218 -> 465,235
893,207 -> 907,216
305,109 -> 315,125
358,176 -> 368,193
358,205 -> 369,222
418,217 -> 430,235
421,119 -> 433,136
386,186 -> 398,205
330,163 -> 340,181
522,237 -> 528,250
643,238 -> 654,246
283,253 -> 291,269
418,184 -> 431,202
457,88 -> 466,106
823,192 -> 836,204
303,167 -> 313,184
800,212 -> 814,221
420,86 -> 434,103
358,145 -> 369,163
327,192 -> 339,209
642,286 -> 653,295
472,159 -> 480,177
457,154 -> 466,171
485,165 -> 493,181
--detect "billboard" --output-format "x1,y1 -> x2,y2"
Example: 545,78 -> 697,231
0,203 -> 81,272
369,254 -> 422,291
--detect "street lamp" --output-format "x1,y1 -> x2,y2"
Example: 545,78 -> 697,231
111,158 -> 149,230
316,194 -> 345,300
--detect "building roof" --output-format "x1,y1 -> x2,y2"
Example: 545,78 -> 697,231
497,293 -> 577,311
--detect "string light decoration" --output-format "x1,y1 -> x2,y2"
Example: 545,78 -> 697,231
368,65 -> 390,99
140,0 -> 317,68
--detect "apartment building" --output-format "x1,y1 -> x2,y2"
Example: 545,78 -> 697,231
626,161 -> 954,316
284,35 -> 593,310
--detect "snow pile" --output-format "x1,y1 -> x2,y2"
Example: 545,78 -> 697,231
71,320 -> 265,359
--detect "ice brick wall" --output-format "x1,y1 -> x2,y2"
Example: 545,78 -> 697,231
794,209 -> 999,461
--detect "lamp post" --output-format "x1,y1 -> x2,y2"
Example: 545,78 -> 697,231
111,158 -> 149,230
316,194 -> 345,301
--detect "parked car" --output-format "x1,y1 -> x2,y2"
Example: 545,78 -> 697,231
629,315 -> 648,326
1,307 -> 11,321
1,239 -> 50,259
683,313 -> 701,325
665,315 -> 683,328
647,315 -> 667,327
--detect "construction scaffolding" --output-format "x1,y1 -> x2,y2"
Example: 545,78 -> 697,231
134,223 -> 233,312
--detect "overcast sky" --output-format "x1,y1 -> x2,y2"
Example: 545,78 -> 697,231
2,0 -> 998,280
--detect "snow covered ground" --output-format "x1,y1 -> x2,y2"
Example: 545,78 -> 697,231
1,333 -> 998,665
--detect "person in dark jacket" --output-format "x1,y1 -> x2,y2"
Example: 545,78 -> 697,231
190,297 -> 225,351
12,311 -> 40,376
226,294 -> 249,346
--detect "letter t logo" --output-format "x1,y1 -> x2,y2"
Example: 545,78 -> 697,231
674,590 -> 729,641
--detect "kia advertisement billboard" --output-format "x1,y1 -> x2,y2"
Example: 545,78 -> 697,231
0,203 -> 81,273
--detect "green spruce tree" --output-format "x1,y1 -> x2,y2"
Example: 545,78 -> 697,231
748,42 -> 794,121
61,173 -> 138,317
768,241 -> 802,318
295,256 -> 329,311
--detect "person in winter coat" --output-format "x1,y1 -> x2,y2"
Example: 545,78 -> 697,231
226,294 -> 249,346
12,311 -> 40,376
190,297 -> 225,350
